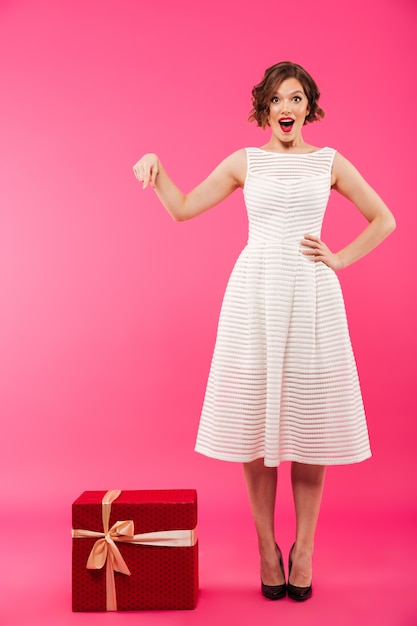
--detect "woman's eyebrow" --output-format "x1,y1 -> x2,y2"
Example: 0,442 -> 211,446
272,89 -> 304,97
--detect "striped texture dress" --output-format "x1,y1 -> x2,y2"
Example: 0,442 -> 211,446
194,147 -> 371,467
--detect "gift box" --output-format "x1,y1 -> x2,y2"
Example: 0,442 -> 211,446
72,489 -> 198,611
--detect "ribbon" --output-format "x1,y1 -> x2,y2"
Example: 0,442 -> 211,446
72,490 -> 197,611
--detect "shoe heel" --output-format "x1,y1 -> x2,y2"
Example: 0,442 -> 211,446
287,543 -> 312,602
261,544 -> 287,600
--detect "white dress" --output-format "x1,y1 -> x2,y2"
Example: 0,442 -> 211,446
194,147 -> 371,467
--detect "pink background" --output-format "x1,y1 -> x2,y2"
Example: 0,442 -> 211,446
1,0 -> 416,624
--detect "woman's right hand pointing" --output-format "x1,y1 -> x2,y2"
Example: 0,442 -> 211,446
133,153 -> 160,189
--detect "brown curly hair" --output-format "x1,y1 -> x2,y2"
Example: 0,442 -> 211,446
249,61 -> 325,129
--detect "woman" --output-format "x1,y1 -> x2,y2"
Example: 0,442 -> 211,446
133,61 -> 395,601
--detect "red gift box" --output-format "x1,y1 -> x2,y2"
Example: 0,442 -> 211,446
72,489 -> 198,611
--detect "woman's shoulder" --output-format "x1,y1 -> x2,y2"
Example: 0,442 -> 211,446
221,148 -> 247,172
212,149 -> 247,187
218,148 -> 247,164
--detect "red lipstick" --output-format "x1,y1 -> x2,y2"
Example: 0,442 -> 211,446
279,117 -> 295,133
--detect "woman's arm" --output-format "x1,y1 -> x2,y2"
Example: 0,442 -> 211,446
301,152 -> 396,270
133,149 -> 247,221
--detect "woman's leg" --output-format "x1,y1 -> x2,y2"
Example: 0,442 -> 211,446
289,462 -> 326,586
243,458 -> 285,585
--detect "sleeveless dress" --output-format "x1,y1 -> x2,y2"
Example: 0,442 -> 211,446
194,147 -> 371,467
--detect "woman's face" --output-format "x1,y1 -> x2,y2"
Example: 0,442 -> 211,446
267,78 -> 310,141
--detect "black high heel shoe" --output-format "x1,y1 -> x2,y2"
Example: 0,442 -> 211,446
261,544 -> 287,600
287,543 -> 312,601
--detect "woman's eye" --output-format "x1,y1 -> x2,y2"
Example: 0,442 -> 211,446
293,96 -> 301,102
271,97 -> 279,103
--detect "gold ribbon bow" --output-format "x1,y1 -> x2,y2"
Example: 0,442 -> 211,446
72,489 -> 197,611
